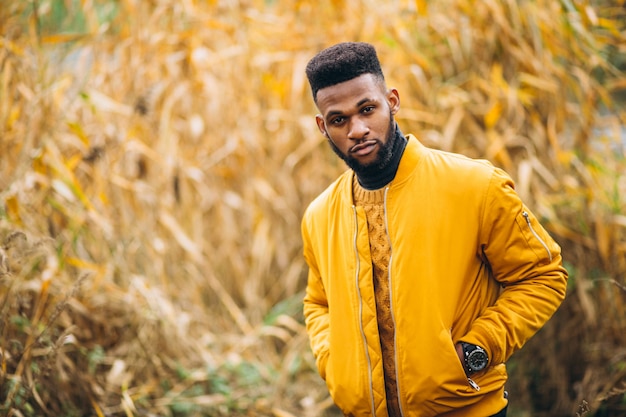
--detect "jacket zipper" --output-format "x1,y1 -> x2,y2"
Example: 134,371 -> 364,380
353,206 -> 378,417
383,187 -> 406,417
468,377 -> 480,391
522,211 -> 552,261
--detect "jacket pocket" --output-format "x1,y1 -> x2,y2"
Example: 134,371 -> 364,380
448,338 -> 482,392
324,344 -> 370,415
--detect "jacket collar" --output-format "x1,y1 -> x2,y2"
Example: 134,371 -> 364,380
388,134 -> 425,188
341,134 -> 426,204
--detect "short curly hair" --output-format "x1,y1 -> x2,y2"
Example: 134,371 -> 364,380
305,42 -> 385,102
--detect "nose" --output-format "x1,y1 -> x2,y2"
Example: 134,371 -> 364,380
347,116 -> 369,140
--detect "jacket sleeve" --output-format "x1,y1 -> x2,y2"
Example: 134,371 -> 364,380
301,213 -> 331,380
462,167 -> 568,366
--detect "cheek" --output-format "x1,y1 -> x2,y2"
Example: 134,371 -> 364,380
325,127 -> 345,142
326,131 -> 350,152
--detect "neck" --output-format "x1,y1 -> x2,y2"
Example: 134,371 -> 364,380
356,125 -> 407,190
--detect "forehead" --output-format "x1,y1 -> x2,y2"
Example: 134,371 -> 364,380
315,74 -> 385,114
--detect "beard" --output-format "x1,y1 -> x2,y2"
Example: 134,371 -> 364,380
327,113 -> 397,178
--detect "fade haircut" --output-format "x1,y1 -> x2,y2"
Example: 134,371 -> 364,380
305,42 -> 385,102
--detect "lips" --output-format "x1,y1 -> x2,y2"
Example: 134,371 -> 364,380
350,140 -> 378,156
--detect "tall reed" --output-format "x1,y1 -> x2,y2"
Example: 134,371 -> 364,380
1,0 -> 624,415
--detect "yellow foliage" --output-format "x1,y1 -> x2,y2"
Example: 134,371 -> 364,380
0,0 -> 624,415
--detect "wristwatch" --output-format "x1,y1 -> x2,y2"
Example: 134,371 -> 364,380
461,342 -> 489,375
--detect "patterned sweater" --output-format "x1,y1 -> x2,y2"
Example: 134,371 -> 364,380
352,175 -> 401,417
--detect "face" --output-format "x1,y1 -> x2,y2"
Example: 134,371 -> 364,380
315,73 -> 400,173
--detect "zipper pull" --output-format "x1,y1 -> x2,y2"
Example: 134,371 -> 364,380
468,377 -> 480,391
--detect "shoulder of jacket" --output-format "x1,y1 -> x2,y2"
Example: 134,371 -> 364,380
418,144 -> 503,187
434,147 -> 493,169
405,134 -> 494,172
304,170 -> 353,219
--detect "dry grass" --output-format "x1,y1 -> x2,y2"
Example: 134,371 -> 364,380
1,0 -> 625,416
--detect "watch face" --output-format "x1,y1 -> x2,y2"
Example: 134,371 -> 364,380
467,350 -> 488,371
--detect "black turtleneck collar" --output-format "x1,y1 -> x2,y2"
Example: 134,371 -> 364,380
356,124 -> 407,190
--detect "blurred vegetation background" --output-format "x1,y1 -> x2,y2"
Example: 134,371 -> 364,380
0,0 -> 625,416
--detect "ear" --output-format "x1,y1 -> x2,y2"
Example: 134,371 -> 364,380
387,88 -> 400,115
315,114 -> 328,137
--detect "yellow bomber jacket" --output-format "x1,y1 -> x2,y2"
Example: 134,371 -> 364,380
301,135 -> 568,417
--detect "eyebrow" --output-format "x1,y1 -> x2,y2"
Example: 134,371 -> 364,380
324,97 -> 375,119
356,97 -> 373,107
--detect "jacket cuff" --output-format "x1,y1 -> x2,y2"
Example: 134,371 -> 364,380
459,324 -> 502,366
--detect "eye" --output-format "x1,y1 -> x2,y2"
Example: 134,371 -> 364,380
330,116 -> 345,125
362,106 -> 375,114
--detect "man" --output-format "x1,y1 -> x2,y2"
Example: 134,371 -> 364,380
300,42 -> 568,417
